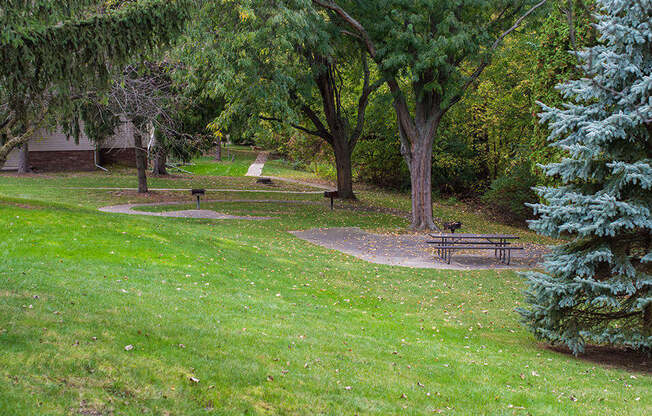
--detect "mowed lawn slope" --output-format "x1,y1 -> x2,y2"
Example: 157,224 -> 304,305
0,173 -> 650,415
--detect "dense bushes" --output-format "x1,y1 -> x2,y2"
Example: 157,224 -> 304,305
481,163 -> 539,224
354,131 -> 489,195
354,135 -> 410,189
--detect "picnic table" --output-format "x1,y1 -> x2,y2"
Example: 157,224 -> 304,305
427,233 -> 523,265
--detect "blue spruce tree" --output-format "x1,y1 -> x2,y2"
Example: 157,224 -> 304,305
519,0 -> 651,354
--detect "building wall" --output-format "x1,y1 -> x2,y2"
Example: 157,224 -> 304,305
28,151 -> 96,171
29,128 -> 95,151
1,121 -> 136,171
102,122 -> 136,149
99,148 -> 138,168
3,148 -> 20,170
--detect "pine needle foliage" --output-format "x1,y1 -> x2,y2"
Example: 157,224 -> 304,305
519,0 -> 652,354
0,0 -> 191,167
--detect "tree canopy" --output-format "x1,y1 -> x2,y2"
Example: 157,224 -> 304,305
312,0 -> 549,229
0,0 -> 191,167
178,0 -> 382,198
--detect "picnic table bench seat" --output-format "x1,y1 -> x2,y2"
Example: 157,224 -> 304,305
427,233 -> 524,265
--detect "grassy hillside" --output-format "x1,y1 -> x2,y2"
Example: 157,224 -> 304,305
0,168 -> 649,415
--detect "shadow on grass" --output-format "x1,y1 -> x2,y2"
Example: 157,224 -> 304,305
546,344 -> 651,374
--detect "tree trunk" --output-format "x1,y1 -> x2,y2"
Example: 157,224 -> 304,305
409,135 -> 436,230
152,148 -> 167,176
215,138 -> 222,161
133,128 -> 149,193
332,139 -> 355,199
0,127 -> 39,169
17,142 -> 30,174
645,303 -> 652,335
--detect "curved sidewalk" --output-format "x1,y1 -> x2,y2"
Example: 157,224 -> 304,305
99,202 -> 274,220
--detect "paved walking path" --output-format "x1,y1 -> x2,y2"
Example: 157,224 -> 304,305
99,202 -> 274,220
66,187 -> 323,194
244,149 -> 336,191
291,227 -> 547,270
246,152 -> 270,177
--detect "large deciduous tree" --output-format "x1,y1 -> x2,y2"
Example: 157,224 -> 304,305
313,0 -> 548,228
519,0 -> 651,354
181,0 -> 381,199
0,0 -> 191,169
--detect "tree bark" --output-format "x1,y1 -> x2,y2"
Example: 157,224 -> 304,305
17,142 -> 30,174
215,137 -> 222,161
133,128 -> 149,193
645,303 -> 652,335
332,139 -> 355,199
408,132 -> 436,230
0,119 -> 42,169
152,149 -> 167,176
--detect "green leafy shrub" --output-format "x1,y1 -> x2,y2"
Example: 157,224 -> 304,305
431,134 -> 486,195
354,135 -> 410,190
482,163 -> 539,224
308,161 -> 337,182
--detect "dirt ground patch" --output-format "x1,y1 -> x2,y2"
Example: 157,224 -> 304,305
547,344 -> 652,374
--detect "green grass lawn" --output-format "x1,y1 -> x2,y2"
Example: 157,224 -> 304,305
182,147 -> 259,177
262,159 -> 327,182
0,170 -> 649,415
266,159 -> 556,244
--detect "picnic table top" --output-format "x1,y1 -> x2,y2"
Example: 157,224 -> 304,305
428,233 -> 520,239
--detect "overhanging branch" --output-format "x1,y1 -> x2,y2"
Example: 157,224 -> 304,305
312,0 -> 378,59
259,115 -> 332,142
446,0 -> 548,110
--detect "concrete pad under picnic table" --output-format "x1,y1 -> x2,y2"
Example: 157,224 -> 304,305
290,227 -> 547,270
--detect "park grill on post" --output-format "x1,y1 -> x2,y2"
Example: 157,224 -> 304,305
324,191 -> 338,210
192,189 -> 206,209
